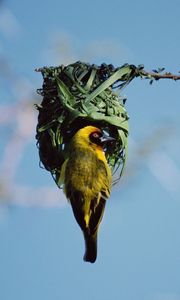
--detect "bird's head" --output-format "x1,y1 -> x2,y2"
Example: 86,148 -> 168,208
72,126 -> 115,150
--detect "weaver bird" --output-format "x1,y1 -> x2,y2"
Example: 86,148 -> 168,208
59,126 -> 114,263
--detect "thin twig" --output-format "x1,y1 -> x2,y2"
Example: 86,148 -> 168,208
139,69 -> 180,81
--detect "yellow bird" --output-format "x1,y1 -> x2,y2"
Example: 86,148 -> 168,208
59,126 -> 114,263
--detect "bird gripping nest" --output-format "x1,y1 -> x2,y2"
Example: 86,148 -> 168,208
36,61 -> 138,186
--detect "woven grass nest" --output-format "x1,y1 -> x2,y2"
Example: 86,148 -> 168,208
36,61 -> 138,186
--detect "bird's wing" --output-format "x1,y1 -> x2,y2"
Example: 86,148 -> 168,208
63,149 -> 111,233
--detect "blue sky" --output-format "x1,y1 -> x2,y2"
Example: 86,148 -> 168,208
0,1 -> 180,300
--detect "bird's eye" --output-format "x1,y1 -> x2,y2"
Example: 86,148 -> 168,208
92,132 -> 100,139
89,131 -> 102,144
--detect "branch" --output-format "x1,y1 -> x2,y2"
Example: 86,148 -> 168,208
136,66 -> 180,83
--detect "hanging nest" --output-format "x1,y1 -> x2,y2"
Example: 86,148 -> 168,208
35,61 -> 138,186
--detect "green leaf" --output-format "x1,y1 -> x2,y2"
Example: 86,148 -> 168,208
56,77 -> 76,106
84,65 -> 135,105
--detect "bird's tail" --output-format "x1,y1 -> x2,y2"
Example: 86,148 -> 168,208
83,232 -> 97,263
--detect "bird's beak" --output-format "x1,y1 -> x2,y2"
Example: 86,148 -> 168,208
100,131 -> 115,145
